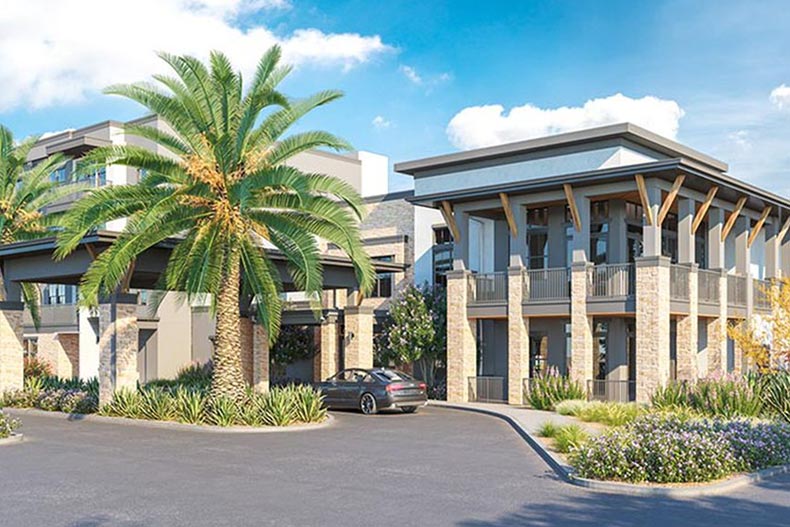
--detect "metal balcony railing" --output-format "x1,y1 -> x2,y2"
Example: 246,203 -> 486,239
468,272 -> 508,304
698,269 -> 721,304
754,278 -> 772,310
586,380 -> 636,402
588,263 -> 635,298
468,376 -> 506,403
669,264 -> 690,300
727,274 -> 748,307
523,267 -> 570,301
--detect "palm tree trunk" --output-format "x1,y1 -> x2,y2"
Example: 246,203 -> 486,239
210,252 -> 246,401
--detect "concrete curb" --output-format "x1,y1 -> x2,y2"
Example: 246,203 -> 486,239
429,401 -> 790,497
4,407 -> 334,434
0,433 -> 24,446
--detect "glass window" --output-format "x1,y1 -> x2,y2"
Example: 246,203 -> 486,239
50,166 -> 68,184
662,212 -> 678,263
371,255 -> 394,298
432,227 -> 453,288
593,320 -> 609,380
589,201 -> 609,265
526,207 -> 549,270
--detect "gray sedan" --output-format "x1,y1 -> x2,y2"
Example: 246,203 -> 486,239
316,368 -> 428,415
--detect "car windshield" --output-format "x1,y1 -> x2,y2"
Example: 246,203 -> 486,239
375,370 -> 413,382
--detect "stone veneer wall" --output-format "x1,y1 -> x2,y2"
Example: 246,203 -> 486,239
36,333 -> 79,379
675,266 -> 699,381
507,267 -> 529,405
706,270 -> 729,375
635,257 -> 671,403
446,270 -> 477,403
239,317 -> 270,392
314,318 -> 340,382
98,302 -> 139,405
0,308 -> 24,391
569,262 -> 593,386
343,306 -> 373,369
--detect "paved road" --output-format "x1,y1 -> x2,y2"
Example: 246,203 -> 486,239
1,407 -> 788,527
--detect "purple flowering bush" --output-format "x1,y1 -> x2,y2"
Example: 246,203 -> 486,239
571,414 -> 790,483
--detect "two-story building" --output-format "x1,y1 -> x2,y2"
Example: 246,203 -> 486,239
396,123 -> 790,404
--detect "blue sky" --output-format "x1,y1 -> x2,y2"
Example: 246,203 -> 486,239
2,0 -> 790,192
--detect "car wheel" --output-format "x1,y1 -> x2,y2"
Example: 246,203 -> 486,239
401,406 -> 418,414
360,393 -> 378,415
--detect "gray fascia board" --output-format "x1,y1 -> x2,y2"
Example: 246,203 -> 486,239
395,123 -> 728,175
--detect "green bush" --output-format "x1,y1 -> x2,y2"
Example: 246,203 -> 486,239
571,414 -> 790,483
537,421 -> 560,438
139,387 -> 177,421
553,424 -> 589,453
0,375 -> 98,415
525,368 -> 584,410
759,372 -> 790,423
100,389 -> 142,419
575,401 -> 643,426
0,409 -> 19,439
554,399 -> 587,416
145,361 -> 213,392
651,376 -> 763,419
207,396 -> 239,427
173,387 -> 206,424
23,355 -> 53,378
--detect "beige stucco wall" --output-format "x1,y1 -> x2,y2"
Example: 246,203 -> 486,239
152,292 -> 194,379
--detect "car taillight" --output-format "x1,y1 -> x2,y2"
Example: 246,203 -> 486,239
386,384 -> 403,392
418,383 -> 426,390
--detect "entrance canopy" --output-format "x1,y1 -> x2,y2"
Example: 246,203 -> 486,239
0,229 -> 404,292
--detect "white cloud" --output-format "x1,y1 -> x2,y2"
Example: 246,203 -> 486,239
400,65 -> 422,85
40,128 -> 76,140
728,129 -> 752,151
769,84 -> 790,110
0,0 -> 392,111
446,93 -> 685,150
371,115 -> 391,129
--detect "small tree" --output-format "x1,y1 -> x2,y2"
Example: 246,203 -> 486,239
728,278 -> 790,370
378,284 -> 446,389
271,325 -> 317,366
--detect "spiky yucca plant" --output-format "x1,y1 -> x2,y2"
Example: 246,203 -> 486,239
0,125 -> 79,326
55,47 -> 374,401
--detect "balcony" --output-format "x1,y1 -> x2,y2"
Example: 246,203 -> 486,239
669,264 -> 690,301
523,267 -> 570,301
588,263 -> 635,298
698,269 -> 721,305
467,272 -> 508,305
754,278 -> 772,312
727,274 -> 747,306
23,304 -> 79,332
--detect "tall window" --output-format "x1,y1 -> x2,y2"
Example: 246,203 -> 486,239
695,220 -> 707,268
626,201 -> 644,262
42,284 -> 76,305
526,207 -> 549,269
432,226 -> 453,288
589,201 -> 609,265
50,166 -> 68,184
371,255 -> 394,298
593,320 -> 609,380
662,212 -> 678,263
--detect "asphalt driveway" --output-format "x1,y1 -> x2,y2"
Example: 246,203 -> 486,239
1,406 -> 788,527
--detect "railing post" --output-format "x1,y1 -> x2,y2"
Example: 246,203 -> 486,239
507,266 -> 529,405
635,256 -> 671,403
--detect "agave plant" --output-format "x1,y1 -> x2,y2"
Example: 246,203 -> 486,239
55,47 -> 373,402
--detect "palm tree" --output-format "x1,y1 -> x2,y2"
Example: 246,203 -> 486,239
55,47 -> 374,401
0,125 -> 77,326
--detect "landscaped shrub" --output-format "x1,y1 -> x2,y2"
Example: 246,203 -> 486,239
145,361 -> 213,392
577,401 -> 643,426
553,424 -> 589,453
651,376 -> 763,419
524,367 -> 584,410
571,414 -> 790,483
759,372 -> 790,423
0,409 -> 19,439
0,376 -> 97,415
173,387 -> 206,424
537,421 -> 560,438
554,399 -> 587,416
23,355 -> 53,379
99,389 -> 142,419
139,387 -> 177,421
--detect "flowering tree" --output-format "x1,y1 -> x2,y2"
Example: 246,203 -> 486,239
728,278 -> 790,370
377,284 -> 446,388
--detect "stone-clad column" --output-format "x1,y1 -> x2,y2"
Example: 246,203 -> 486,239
0,300 -> 24,393
446,269 -> 477,403
676,264 -> 699,381
707,269 -> 729,375
570,262 -> 593,388
507,266 -> 529,405
314,313 -> 340,382
635,256 -> 671,403
98,294 -> 139,406
343,306 -> 373,369
733,216 -> 751,374
252,323 -> 269,393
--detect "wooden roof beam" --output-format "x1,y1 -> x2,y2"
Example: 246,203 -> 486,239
499,193 -> 518,236
721,196 -> 747,242
692,186 -> 718,234
748,206 -> 772,248
657,174 -> 686,225
635,174 -> 654,226
440,200 -> 460,242
563,184 -> 582,233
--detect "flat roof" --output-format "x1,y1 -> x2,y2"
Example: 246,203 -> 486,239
394,122 -> 728,175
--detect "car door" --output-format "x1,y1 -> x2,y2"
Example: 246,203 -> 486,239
321,371 -> 345,407
338,369 -> 365,407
